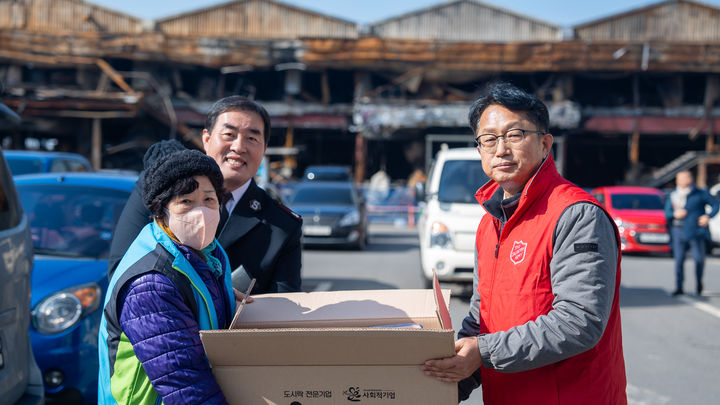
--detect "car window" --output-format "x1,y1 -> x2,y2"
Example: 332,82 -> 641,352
6,158 -> 43,176
17,185 -> 130,259
50,159 -> 68,172
437,160 -> 488,203
291,187 -> 355,205
610,193 -> 664,210
0,162 -> 21,230
66,160 -> 89,172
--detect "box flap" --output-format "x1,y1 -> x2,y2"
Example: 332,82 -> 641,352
433,271 -> 453,330
233,289 -> 451,329
200,328 -> 455,366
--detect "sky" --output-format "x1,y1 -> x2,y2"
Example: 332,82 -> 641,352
90,0 -> 720,26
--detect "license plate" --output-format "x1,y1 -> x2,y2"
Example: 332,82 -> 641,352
638,232 -> 670,244
303,225 -> 332,236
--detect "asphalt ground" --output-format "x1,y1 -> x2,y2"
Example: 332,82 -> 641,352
302,224 -> 720,404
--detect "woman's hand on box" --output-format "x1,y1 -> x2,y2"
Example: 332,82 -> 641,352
420,337 -> 482,382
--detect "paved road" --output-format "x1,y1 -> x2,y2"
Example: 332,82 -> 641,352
301,224 -> 720,404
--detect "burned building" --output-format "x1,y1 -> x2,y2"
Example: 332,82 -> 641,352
571,0 -> 720,188
0,0 -> 360,175
320,0 -> 564,183
1,0 -> 720,187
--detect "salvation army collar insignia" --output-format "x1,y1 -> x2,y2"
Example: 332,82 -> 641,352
249,199 -> 261,211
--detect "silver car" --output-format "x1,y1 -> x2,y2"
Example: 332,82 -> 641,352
0,81 -> 43,405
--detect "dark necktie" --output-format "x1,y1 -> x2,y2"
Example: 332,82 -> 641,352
218,200 -> 231,237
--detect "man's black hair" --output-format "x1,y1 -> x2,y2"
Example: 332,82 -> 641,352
205,96 -> 271,146
468,82 -> 549,135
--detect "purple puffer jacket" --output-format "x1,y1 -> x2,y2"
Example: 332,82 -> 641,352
118,243 -> 232,405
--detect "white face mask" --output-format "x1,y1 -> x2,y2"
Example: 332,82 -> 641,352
166,206 -> 220,250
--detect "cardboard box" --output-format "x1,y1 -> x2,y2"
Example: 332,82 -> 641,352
200,280 -> 457,404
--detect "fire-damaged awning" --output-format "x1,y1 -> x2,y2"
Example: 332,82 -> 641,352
177,101 -> 352,131
353,101 -> 581,138
584,115 -> 720,135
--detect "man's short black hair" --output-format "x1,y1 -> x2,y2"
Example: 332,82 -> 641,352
205,96 -> 271,146
468,82 -> 549,135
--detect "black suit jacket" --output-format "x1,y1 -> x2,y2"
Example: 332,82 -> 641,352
108,178 -> 302,294
217,179 -> 302,293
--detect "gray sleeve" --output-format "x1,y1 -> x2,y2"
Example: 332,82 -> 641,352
476,202 -> 618,372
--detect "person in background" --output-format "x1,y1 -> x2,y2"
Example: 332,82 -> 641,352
98,149 -> 248,404
108,96 -> 302,294
665,170 -> 718,296
421,82 -> 626,404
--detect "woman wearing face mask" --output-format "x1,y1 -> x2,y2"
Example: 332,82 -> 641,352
98,149 -> 247,405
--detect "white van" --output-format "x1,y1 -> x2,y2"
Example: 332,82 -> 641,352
416,146 -> 489,287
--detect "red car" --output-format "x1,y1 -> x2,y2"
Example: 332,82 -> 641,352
591,186 -> 670,253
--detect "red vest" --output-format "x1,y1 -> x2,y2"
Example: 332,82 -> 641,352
474,156 -> 626,405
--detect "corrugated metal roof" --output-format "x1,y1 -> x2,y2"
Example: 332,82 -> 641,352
369,0 -> 561,42
0,0 -> 144,33
155,0 -> 357,39
574,0 -> 720,41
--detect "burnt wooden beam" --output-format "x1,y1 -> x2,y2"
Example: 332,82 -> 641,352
95,59 -> 135,95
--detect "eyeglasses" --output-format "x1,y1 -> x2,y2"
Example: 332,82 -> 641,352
474,128 -> 546,152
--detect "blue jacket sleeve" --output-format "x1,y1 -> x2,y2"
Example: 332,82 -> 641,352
704,190 -> 719,218
119,272 -> 228,405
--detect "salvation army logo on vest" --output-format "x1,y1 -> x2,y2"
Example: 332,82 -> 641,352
510,240 -> 528,265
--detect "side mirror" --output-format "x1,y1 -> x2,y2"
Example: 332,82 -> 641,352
415,181 -> 425,202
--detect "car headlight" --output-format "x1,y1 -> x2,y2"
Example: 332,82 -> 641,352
613,217 -> 635,228
429,222 -> 453,249
32,283 -> 101,334
339,210 -> 361,227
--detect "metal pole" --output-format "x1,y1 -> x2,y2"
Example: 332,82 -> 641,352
91,118 -> 102,170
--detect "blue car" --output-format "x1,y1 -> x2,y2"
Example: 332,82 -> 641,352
14,172 -> 136,404
4,150 -> 92,176
302,165 -> 352,182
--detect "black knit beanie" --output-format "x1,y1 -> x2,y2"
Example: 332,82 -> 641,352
142,139 -> 187,170
142,149 -> 224,208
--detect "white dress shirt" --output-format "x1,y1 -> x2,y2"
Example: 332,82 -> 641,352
225,179 -> 251,215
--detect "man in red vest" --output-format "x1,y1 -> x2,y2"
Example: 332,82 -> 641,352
422,82 -> 627,404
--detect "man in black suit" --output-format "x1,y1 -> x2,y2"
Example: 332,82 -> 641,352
109,97 -> 302,294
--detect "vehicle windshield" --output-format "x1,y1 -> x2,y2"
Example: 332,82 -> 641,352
610,193 -> 664,210
18,184 -> 130,259
291,187 -> 355,205
437,160 -> 489,203
6,158 -> 43,175
305,169 -> 350,181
